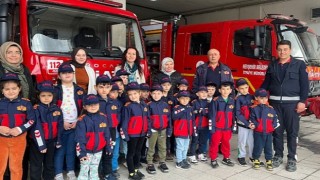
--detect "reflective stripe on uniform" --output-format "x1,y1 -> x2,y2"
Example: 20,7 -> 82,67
269,96 -> 300,101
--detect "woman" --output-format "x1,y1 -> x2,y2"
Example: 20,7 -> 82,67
61,47 -> 96,94
114,47 -> 145,84
153,57 -> 182,95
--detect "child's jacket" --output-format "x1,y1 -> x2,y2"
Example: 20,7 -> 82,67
192,99 -> 209,129
172,104 -> 194,138
235,94 -> 254,127
209,96 -> 235,132
250,104 -> 278,134
148,100 -> 172,136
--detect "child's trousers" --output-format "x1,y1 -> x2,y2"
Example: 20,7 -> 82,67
237,126 -> 254,158
209,130 -> 232,160
252,132 -> 273,160
147,130 -> 167,164
78,151 -> 102,180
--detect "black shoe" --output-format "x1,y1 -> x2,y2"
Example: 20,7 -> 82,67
182,159 -> 191,168
135,169 -> 145,178
210,160 -> 219,168
104,174 -> 116,180
112,170 -> 120,179
286,159 -> 297,172
146,164 -> 156,174
238,157 -> 247,166
272,156 -> 283,168
158,162 -> 169,173
128,173 -> 141,180
222,158 -> 235,167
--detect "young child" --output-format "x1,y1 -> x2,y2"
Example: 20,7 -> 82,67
75,94 -> 112,179
54,64 -> 84,180
29,81 -> 63,180
250,88 -> 278,171
146,84 -> 171,174
172,90 -> 194,169
208,82 -> 235,168
189,86 -> 209,163
121,82 -> 148,180
140,83 -> 150,103
235,78 -> 255,166
111,76 -> 126,105
206,82 -> 217,102
0,72 -> 35,179
172,78 -> 189,106
116,69 -> 130,86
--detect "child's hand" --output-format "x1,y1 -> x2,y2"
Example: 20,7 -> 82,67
40,149 -> 47,153
64,122 -> 71,130
80,156 -> 89,162
9,127 -> 21,136
70,122 -> 77,129
249,123 -> 255,129
0,126 -> 11,136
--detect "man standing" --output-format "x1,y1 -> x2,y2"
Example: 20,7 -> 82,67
261,40 -> 309,172
192,49 -> 233,96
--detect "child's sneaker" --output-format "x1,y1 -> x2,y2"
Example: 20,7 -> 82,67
112,170 -> 120,179
166,152 -> 174,162
183,159 -> 191,168
176,161 -> 188,169
210,159 -> 219,168
66,171 -> 77,180
253,159 -> 261,169
146,164 -> 156,174
128,172 -> 141,180
158,162 -> 169,173
222,158 -> 235,167
135,169 -> 145,179
54,173 -> 63,180
188,155 -> 198,164
266,160 -> 273,171
250,157 -> 265,166
198,153 -> 207,161
104,174 -> 116,180
238,157 -> 247,166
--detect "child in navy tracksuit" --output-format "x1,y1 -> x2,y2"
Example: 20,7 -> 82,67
121,82 -> 148,180
189,86 -> 209,163
0,73 -> 35,180
29,81 -> 63,180
54,64 -> 84,180
250,88 -> 278,171
209,82 -> 235,168
75,94 -> 112,179
172,90 -> 194,169
146,84 -> 171,174
235,78 -> 255,166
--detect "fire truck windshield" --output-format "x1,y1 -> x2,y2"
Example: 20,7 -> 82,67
28,3 -> 144,58
297,31 -> 320,66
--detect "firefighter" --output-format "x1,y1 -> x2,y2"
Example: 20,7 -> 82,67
261,40 -> 309,172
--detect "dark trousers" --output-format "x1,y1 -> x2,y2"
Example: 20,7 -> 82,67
271,103 -> 300,160
100,149 -> 113,176
126,137 -> 145,174
252,132 -> 273,160
29,139 -> 56,180
166,136 -> 175,153
189,128 -> 209,155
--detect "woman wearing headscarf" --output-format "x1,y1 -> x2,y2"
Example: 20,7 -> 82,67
153,57 -> 182,95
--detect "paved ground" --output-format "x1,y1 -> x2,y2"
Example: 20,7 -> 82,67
115,115 -> 320,180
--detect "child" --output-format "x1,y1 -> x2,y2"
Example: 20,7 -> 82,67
116,69 -> 130,86
140,83 -> 150,103
121,82 -> 148,180
172,90 -> 194,169
250,88 -> 278,171
208,82 -> 235,168
206,82 -> 217,102
29,81 -> 63,180
0,72 -> 35,179
235,78 -> 255,166
75,94 -> 112,179
111,76 -> 126,105
189,86 -> 209,163
146,84 -> 171,174
172,78 -> 189,106
54,64 -> 84,180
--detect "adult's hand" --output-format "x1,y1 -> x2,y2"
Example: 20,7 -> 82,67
296,102 -> 306,113
0,126 -> 11,136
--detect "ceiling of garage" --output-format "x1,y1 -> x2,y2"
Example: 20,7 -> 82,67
127,0 -> 286,21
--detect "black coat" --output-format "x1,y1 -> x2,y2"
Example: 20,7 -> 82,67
152,71 -> 182,95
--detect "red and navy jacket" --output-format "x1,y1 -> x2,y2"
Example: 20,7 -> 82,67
235,94 -> 254,128
31,103 -> 63,151
147,100 -> 172,136
75,112 -> 111,159
54,83 -> 84,115
0,97 -> 35,137
172,104 -> 194,138
250,104 -> 278,134
191,99 -> 209,130
209,96 -> 235,132
161,95 -> 175,110
121,101 -> 148,140
98,95 -> 122,141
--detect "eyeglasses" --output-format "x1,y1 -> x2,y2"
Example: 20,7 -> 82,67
6,51 -> 22,55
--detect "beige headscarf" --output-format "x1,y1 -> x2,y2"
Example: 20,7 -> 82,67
161,57 -> 176,76
0,41 -> 29,98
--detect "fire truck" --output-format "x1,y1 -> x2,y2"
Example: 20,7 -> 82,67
143,15 -> 320,97
0,0 -> 148,82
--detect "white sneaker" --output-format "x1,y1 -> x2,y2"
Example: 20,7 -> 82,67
54,173 -> 63,180
188,155 -> 198,164
67,171 -> 77,180
198,154 -> 208,161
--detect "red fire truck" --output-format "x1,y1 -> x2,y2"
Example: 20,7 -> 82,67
0,0 -> 148,82
143,15 -> 320,97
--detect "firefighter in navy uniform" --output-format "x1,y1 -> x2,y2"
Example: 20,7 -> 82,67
261,40 -> 309,172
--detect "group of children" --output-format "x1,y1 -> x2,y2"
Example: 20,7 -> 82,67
0,62 -> 280,180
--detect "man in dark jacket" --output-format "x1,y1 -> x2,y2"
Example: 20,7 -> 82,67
261,40 -> 309,172
192,49 -> 233,97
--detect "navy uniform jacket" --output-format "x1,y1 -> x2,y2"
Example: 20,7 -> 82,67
31,103 -> 63,151
209,96 -> 235,132
0,97 -> 35,136
250,104 -> 278,134
121,101 -> 148,140
172,104 -> 195,138
75,113 -> 111,159
191,99 -> 209,130
54,83 -> 84,115
147,100 -> 172,136
235,94 -> 254,128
